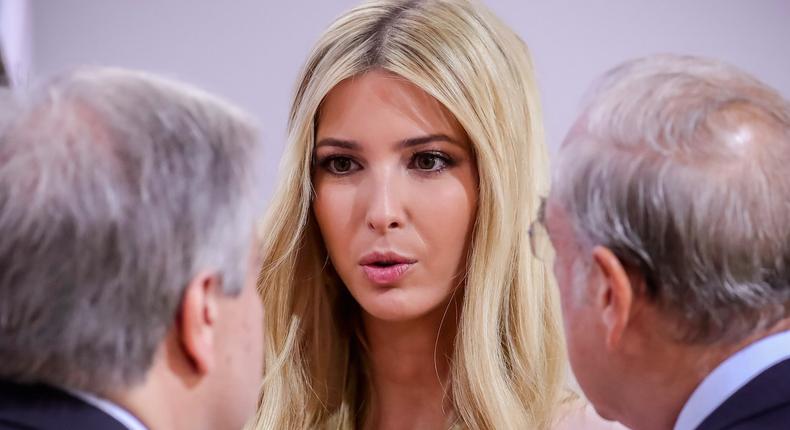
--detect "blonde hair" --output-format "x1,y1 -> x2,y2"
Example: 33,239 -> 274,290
253,0 -> 566,428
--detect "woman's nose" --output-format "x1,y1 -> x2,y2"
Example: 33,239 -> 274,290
364,170 -> 406,234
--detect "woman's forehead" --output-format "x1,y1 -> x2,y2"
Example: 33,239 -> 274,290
316,70 -> 467,144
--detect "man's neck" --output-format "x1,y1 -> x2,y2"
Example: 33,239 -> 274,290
108,382 -> 175,430
612,347 -> 715,430
108,337 -> 209,430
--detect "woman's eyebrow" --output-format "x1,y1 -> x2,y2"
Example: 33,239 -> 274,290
315,138 -> 359,150
315,133 -> 461,150
399,134 -> 460,148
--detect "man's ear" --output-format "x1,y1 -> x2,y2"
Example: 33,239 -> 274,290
591,246 -> 633,350
176,271 -> 222,375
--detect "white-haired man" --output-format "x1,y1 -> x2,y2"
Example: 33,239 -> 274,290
536,55 -> 790,430
0,68 -> 265,430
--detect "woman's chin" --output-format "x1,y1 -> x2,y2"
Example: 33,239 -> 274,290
356,288 -> 450,323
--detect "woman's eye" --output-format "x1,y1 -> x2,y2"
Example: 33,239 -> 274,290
411,152 -> 450,172
331,157 -> 352,172
321,156 -> 360,175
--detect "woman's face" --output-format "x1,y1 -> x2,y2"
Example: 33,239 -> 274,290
313,70 -> 478,322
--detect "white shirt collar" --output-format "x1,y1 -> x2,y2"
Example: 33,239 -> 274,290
673,329 -> 790,430
62,387 -> 149,430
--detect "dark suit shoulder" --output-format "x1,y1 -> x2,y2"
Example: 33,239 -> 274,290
0,381 -> 127,430
698,358 -> 790,430
726,402 -> 790,430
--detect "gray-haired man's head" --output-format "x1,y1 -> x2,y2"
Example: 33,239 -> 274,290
0,67 -> 265,423
542,55 -> 790,425
551,54 -> 790,344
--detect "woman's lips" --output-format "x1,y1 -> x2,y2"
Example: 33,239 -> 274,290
359,251 -> 417,285
361,262 -> 415,284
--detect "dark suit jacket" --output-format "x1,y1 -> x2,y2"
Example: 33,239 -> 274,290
0,381 -> 128,430
697,358 -> 790,430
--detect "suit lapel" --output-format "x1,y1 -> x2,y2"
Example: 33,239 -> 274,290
697,358 -> 790,430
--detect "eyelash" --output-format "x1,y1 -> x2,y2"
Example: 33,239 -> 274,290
408,151 -> 455,174
317,155 -> 362,176
316,151 -> 456,176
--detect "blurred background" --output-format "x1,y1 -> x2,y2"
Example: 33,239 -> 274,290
2,0 -> 789,201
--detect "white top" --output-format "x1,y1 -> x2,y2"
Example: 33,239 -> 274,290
63,388 -> 149,430
673,329 -> 790,430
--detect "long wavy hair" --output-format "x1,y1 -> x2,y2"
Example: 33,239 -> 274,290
252,0 -> 566,428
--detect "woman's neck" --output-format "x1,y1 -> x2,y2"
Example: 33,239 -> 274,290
361,297 -> 460,430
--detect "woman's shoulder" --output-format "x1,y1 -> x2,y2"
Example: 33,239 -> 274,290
553,398 -> 629,430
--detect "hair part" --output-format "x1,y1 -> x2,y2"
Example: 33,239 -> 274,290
0,67 -> 264,395
553,54 -> 790,344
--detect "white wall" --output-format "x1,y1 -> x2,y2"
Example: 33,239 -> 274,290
488,0 -> 790,151
27,0 -> 790,200
0,0 -> 33,86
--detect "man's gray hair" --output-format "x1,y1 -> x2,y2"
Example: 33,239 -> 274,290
0,67 -> 264,394
553,54 -> 790,344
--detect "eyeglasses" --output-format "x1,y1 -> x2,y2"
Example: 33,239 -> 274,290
528,197 -> 555,264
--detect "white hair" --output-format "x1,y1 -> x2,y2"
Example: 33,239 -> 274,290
0,67 -> 264,394
553,54 -> 790,343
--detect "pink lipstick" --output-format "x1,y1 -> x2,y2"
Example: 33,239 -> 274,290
359,251 -> 416,285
